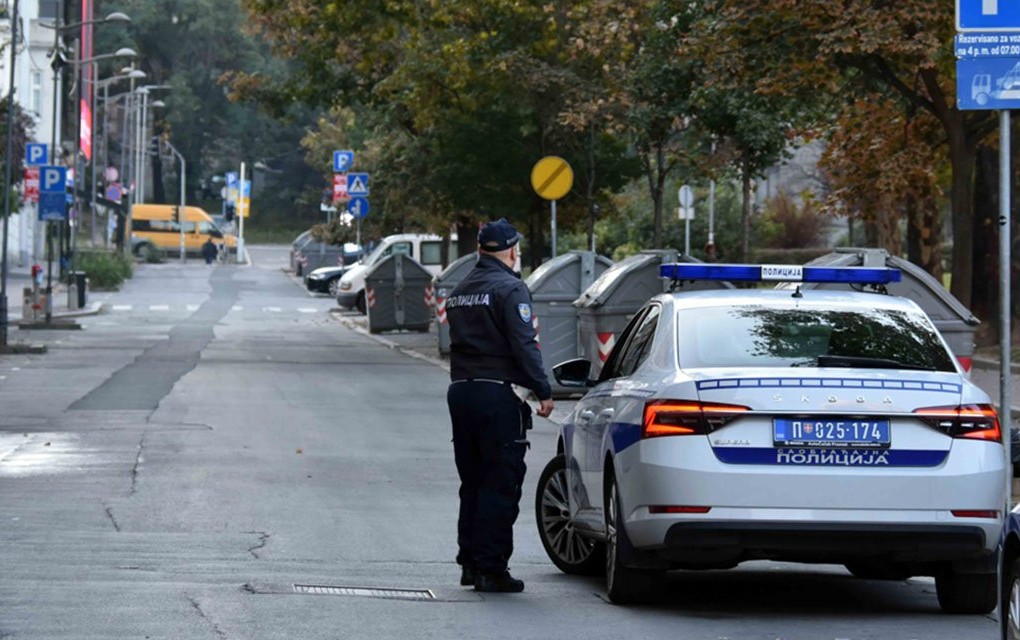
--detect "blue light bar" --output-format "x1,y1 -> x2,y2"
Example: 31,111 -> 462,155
659,263 -> 902,285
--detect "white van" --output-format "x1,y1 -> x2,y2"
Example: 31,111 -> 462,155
336,233 -> 459,313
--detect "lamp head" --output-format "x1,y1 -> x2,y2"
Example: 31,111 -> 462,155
103,12 -> 131,23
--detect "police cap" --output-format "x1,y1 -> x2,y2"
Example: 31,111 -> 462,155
478,218 -> 522,252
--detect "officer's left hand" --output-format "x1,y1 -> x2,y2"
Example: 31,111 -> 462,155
536,398 -> 554,418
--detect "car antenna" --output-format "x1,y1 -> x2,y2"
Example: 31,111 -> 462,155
791,285 -> 803,299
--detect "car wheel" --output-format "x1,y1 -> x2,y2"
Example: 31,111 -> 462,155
535,455 -> 604,576
605,474 -> 658,604
356,290 -> 366,315
1004,556 -> 1020,639
844,562 -> 912,581
328,277 -> 342,297
935,567 -> 996,614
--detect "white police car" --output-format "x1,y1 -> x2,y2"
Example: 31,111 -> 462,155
535,263 -> 1005,613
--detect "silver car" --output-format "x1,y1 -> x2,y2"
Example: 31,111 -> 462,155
535,264 -> 1004,613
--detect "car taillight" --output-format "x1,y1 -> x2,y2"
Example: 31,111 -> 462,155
642,400 -> 749,438
913,404 -> 1001,441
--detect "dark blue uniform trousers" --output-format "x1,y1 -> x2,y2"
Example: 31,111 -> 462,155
448,381 -> 529,575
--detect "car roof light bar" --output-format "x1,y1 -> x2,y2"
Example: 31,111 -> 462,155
659,263 -> 902,285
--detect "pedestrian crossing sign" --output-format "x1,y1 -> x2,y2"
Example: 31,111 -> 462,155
347,173 -> 369,197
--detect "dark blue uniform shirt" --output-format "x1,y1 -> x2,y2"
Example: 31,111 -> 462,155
448,254 -> 552,400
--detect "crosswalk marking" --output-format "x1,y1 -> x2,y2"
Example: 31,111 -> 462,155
186,304 -> 200,311
149,305 -> 169,311
264,307 -> 282,313
232,305 -> 243,311
106,303 -> 326,314
112,305 -> 132,311
297,308 -> 317,314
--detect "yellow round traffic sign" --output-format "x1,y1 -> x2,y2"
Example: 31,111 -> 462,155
531,156 -> 573,201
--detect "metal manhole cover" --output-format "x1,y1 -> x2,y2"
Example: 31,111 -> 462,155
293,584 -> 436,601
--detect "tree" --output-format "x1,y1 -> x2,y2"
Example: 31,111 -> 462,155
0,97 -> 35,215
688,0 -> 996,307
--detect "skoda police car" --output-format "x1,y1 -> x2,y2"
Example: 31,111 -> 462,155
535,263 -> 1004,613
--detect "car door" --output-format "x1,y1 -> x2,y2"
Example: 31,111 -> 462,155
569,306 -> 653,531
588,304 -> 662,519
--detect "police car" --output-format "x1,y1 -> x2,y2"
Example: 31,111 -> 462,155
1001,506 -> 1020,638
535,263 -> 1005,613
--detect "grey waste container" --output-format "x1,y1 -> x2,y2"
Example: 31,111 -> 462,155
786,248 -> 980,371
434,253 -> 479,355
72,271 -> 87,309
525,251 -> 614,396
291,230 -> 313,275
365,252 -> 433,334
575,251 -> 732,376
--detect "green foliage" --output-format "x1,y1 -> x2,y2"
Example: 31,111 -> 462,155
142,245 -> 165,264
76,250 -> 133,289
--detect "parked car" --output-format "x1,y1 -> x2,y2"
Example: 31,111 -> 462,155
305,263 -> 357,296
536,262 -> 1004,613
336,233 -> 457,313
130,204 -> 237,258
1002,506 -> 1020,639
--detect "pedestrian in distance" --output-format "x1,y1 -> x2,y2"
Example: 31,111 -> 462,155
201,238 -> 218,265
446,218 -> 554,594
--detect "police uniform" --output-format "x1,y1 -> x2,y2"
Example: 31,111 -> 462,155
446,219 -> 551,593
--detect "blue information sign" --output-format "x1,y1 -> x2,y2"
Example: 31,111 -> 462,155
346,173 -> 369,197
38,192 -> 66,221
347,196 -> 369,219
225,171 -> 238,187
333,150 -> 354,173
958,0 -> 1020,31
957,57 -> 1020,109
956,32 -> 1020,57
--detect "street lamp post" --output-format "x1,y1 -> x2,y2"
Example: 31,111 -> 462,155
162,139 -> 186,262
92,70 -> 144,245
132,85 -> 170,205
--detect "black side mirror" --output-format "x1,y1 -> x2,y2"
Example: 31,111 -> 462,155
553,358 -> 594,388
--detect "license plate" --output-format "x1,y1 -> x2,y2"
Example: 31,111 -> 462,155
773,418 -> 890,448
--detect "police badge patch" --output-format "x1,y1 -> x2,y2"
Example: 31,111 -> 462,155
517,303 -> 532,324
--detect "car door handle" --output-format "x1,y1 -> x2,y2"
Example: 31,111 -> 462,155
599,408 -> 615,418
579,410 -> 596,423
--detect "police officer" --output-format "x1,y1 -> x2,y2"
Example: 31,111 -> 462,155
447,218 -> 553,593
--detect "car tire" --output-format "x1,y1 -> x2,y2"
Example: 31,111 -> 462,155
356,290 -> 367,315
328,278 -> 342,298
935,568 -> 996,614
535,455 -> 604,576
605,474 -> 659,604
1004,555 -> 1020,639
844,562 -> 912,581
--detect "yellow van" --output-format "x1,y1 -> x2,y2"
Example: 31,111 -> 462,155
130,204 -> 237,258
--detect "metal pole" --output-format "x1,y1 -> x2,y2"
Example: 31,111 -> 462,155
1000,109 -> 1013,511
179,152 -> 185,263
89,67 -> 98,245
0,0 -> 20,346
46,4 -> 61,322
684,214 -> 691,256
708,179 -> 716,246
550,199 -> 557,258
236,161 -> 245,263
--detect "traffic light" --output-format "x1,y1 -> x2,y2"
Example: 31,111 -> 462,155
224,202 -> 235,222
172,206 -> 179,223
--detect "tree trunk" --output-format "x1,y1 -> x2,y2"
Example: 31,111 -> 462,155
905,195 -> 942,280
741,161 -> 751,263
971,145 -> 998,332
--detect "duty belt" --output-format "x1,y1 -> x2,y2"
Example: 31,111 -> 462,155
451,378 -> 511,386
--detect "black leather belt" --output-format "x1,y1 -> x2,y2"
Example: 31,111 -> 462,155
451,378 -> 511,386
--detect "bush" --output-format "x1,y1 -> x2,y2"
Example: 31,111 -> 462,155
142,245 -> 165,263
76,250 -> 133,290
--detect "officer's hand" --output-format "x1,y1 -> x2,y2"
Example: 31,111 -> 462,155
536,398 -> 554,418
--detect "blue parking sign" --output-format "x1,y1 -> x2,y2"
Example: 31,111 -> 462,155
40,165 -> 66,193
25,143 -> 47,166
38,192 -> 66,221
333,150 -> 354,173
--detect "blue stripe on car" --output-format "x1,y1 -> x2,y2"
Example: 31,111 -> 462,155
712,447 -> 948,467
609,421 -> 642,453
697,378 -> 961,394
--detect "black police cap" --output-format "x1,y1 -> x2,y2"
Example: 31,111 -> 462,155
478,218 -> 522,251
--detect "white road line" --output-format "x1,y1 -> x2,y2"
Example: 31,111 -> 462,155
149,305 -> 169,311
264,307 -> 282,313
112,305 -> 132,311
186,304 -> 200,311
297,308 -> 318,314
232,305 -> 243,311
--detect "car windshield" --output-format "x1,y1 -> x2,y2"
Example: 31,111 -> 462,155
677,305 -> 956,372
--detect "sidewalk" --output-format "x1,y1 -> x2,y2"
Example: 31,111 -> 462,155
1,262 -> 104,326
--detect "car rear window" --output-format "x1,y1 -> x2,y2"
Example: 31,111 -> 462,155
677,305 -> 956,372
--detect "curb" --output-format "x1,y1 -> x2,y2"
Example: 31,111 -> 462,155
973,356 -> 1020,375
332,310 -> 451,373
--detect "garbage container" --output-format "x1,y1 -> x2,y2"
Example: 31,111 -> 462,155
575,251 -> 732,376
434,253 -> 479,355
784,248 -> 980,372
525,251 -> 614,396
291,230 -> 313,275
364,252 -> 433,334
66,271 -> 87,310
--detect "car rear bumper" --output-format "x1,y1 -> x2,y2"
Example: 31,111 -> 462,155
336,291 -> 358,307
657,521 -> 991,566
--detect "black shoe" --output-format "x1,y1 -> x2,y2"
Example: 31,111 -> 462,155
460,564 -> 475,587
474,571 -> 524,593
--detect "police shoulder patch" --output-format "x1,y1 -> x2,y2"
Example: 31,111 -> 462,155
517,302 -> 532,324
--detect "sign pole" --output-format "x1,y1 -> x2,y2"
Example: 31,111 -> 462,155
551,199 -> 557,258
236,162 -> 245,264
1001,109 -> 1013,510
0,0 -> 18,346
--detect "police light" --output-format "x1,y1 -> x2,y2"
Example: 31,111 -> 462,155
659,263 -> 902,285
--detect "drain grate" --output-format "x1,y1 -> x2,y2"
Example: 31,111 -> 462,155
293,584 -> 436,601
